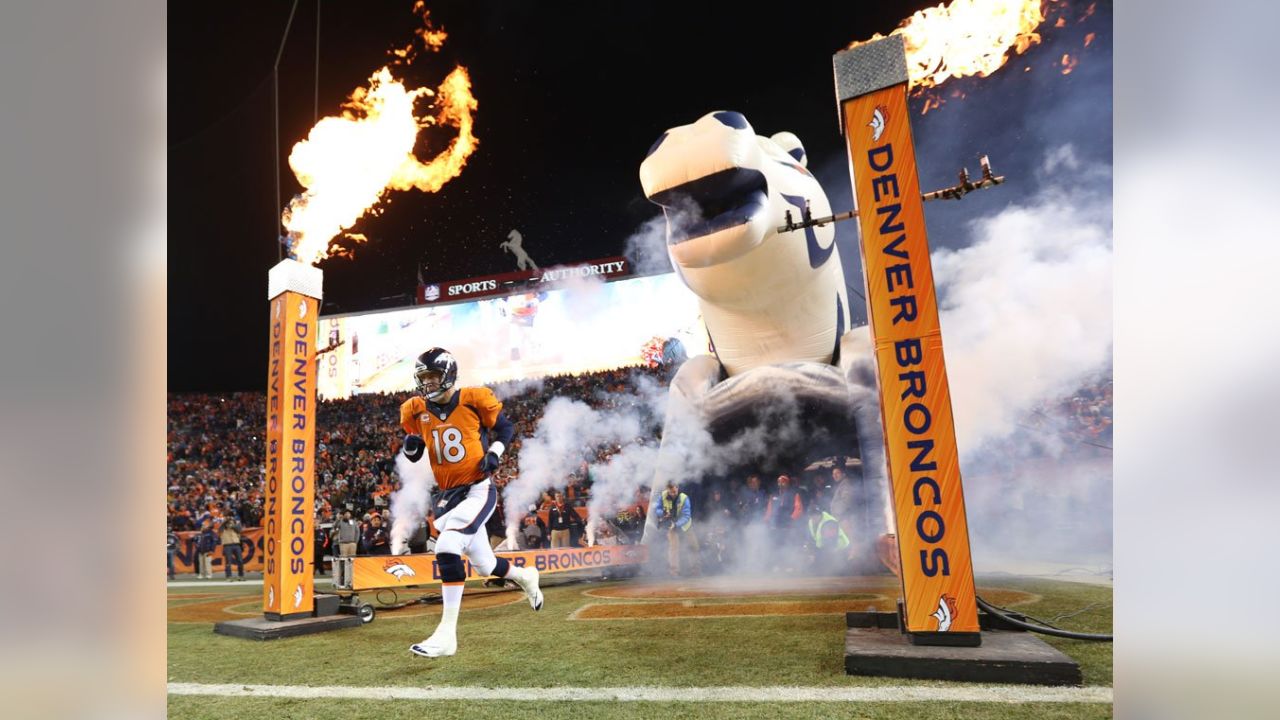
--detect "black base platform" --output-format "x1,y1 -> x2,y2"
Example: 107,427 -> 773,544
845,611 -> 1082,686
214,613 -> 362,640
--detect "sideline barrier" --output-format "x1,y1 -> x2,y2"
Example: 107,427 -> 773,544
171,528 -> 266,574
340,544 -> 648,591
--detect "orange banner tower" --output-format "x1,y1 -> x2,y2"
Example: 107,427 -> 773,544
834,36 -> 979,646
264,259 -> 322,620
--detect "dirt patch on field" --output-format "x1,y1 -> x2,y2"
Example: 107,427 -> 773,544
586,576 -> 902,600
573,599 -> 876,620
168,596 -> 261,623
572,582 -> 1039,621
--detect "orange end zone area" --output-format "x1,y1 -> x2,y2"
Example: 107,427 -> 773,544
584,575 -> 907,600
573,577 -> 1037,622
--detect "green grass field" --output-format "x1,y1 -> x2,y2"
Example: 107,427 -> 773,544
167,574 -> 1112,719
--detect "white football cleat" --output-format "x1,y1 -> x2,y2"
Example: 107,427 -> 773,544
409,633 -> 457,658
519,567 -> 543,611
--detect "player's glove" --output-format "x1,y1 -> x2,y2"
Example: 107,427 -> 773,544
403,434 -> 426,463
480,451 -> 501,475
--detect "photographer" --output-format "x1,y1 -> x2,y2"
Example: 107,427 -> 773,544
166,525 -> 178,580
363,514 -> 391,556
219,517 -> 245,581
195,521 -> 218,579
518,514 -> 544,550
333,510 -> 360,558
652,481 -> 701,577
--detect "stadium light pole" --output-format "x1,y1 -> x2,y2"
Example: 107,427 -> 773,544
273,0 -> 301,261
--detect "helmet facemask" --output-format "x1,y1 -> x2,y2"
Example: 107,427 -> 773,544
415,368 -> 448,401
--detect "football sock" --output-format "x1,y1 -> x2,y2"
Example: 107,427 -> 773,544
503,564 -> 532,586
435,582 -> 464,636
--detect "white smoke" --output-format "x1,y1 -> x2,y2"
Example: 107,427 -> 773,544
501,395 -> 646,542
388,451 -> 437,555
935,145 -> 1113,456
929,145 -> 1113,566
504,361 -> 817,553
583,441 -> 662,545
491,376 -> 544,401
623,190 -> 711,279
580,369 -> 817,551
623,214 -> 673,276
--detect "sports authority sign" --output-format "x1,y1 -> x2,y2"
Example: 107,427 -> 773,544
834,36 -> 979,645
417,257 -> 631,305
265,260 -> 321,620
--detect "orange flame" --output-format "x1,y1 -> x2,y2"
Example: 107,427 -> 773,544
391,6 -> 447,66
1084,32 -> 1095,47
282,4 -> 478,265
847,0 -> 1048,90
282,67 -> 479,266
1060,52 -> 1078,75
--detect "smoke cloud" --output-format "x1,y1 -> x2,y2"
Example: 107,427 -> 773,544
936,146 -> 1112,454
622,191 -> 710,278
388,451 -> 437,555
502,395 -> 648,542
931,145 -> 1113,567
622,214 -> 672,276
491,376 -> 544,401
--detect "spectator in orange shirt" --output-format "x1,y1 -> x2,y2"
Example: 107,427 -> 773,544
765,475 -> 805,530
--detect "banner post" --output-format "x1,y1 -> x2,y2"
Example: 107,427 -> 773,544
833,36 -> 980,646
264,259 -> 322,620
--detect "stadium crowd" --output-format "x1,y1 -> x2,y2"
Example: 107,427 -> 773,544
167,365 -> 1112,574
167,366 -> 667,547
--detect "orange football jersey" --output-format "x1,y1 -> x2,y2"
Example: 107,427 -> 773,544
400,387 -> 503,490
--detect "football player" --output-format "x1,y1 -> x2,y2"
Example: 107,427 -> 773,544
400,347 -> 542,658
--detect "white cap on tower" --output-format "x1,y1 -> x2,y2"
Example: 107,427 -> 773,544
268,259 -> 324,301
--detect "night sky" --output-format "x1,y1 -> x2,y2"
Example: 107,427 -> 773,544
169,0 -> 1111,392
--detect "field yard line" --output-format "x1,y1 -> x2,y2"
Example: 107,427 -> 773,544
168,682 -> 1112,704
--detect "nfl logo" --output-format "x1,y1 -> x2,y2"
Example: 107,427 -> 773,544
424,284 -> 440,302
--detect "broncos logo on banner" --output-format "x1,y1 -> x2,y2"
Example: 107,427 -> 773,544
384,560 -> 417,580
869,105 -> 888,142
932,594 -> 957,632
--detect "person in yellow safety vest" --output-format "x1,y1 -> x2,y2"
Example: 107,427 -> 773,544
807,505 -> 850,572
653,481 -> 701,577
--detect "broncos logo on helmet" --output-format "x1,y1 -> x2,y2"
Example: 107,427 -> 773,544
414,347 -> 458,401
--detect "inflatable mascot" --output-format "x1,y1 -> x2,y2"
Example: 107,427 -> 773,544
638,111 -> 888,545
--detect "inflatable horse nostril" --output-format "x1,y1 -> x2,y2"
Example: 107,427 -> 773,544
646,132 -> 668,158
712,111 -> 749,130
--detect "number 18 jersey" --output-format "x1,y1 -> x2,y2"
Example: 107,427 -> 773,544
399,387 -> 503,490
